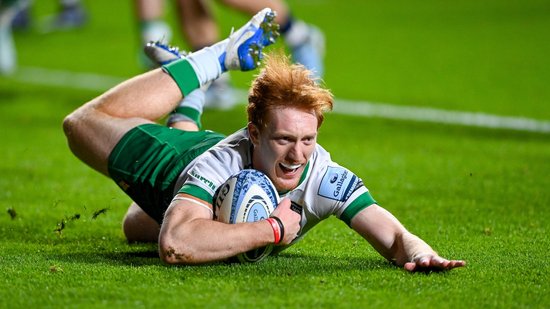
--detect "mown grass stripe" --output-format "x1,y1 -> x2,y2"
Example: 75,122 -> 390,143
16,66 -> 125,91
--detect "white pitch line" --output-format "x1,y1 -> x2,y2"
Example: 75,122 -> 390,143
334,99 -> 550,134
12,66 -> 550,134
16,66 -> 125,91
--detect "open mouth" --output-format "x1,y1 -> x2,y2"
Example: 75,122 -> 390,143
279,162 -> 302,174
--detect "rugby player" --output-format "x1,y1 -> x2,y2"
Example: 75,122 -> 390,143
63,8 -> 465,271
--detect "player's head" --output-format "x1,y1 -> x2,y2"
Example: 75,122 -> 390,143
247,52 -> 333,192
247,52 -> 333,131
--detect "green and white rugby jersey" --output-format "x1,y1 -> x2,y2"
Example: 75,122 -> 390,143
175,128 -> 377,246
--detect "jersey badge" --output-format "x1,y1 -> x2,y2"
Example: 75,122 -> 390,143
318,167 -> 358,201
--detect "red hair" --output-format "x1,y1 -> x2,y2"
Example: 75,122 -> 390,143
247,52 -> 333,130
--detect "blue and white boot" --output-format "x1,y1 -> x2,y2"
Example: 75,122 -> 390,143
144,40 -> 187,66
144,7 -> 279,72
220,7 -> 279,72
145,8 -> 279,109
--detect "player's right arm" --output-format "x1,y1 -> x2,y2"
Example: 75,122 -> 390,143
350,204 -> 466,272
158,193 -> 298,265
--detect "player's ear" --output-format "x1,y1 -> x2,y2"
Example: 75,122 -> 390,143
248,122 -> 260,146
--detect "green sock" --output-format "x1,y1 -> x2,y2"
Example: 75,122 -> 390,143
166,89 -> 204,129
162,40 -> 226,96
162,59 -> 200,97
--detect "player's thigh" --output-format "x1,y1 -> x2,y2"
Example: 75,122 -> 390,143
108,124 -> 225,223
64,104 -> 153,176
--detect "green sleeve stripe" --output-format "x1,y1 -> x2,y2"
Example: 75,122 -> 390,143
178,184 -> 213,204
340,192 -> 377,226
162,59 -> 200,96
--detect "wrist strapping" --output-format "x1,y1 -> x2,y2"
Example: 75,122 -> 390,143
266,217 -> 284,245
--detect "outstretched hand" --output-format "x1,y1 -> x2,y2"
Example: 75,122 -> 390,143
404,254 -> 466,272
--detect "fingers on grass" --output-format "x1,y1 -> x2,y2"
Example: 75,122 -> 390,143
404,262 -> 417,272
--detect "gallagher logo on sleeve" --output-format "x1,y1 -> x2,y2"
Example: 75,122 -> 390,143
189,168 -> 217,193
318,167 -> 358,201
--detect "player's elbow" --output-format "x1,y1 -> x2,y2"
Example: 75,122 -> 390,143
158,237 -> 199,265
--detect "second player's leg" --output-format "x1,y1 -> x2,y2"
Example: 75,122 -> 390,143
176,0 -> 219,50
63,68 -> 184,176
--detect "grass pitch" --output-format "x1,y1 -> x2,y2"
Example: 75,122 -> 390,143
1,0 -> 549,308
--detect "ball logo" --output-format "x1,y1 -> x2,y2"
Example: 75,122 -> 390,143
212,169 -> 279,263
216,183 -> 230,204
213,182 -> 231,219
245,195 -> 270,222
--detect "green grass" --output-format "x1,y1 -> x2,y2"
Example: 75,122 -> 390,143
1,0 -> 549,308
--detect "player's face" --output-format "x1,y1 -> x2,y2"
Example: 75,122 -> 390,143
250,107 -> 318,192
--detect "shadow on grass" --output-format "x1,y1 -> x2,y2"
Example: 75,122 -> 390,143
46,245 -> 395,275
50,245 -> 163,267
43,242 -> 463,277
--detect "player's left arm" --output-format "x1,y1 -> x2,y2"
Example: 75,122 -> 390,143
350,204 -> 466,272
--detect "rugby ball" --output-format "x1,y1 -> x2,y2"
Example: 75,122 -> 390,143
213,169 -> 279,263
